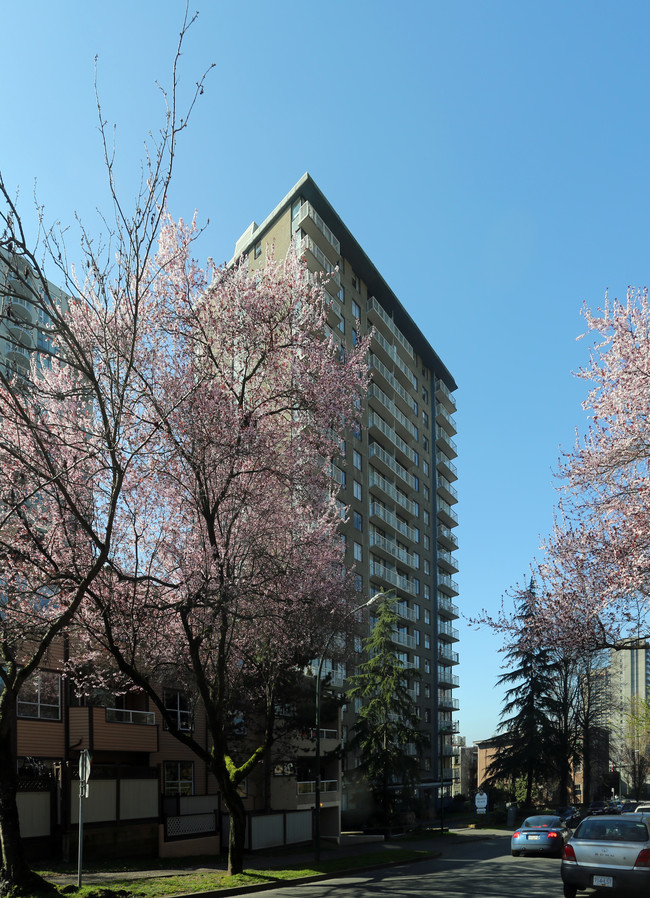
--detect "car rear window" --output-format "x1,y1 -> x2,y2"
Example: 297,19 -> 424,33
576,819 -> 649,842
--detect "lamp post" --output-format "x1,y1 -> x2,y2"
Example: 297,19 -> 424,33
438,721 -> 453,837
314,591 -> 383,861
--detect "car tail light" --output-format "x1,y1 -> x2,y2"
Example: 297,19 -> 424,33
512,831 -> 521,838
634,848 -> 650,868
563,844 -> 576,861
547,831 -> 559,838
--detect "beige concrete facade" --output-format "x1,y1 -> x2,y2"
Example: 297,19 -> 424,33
233,174 -> 460,822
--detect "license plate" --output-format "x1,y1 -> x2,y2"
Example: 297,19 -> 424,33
593,875 -> 613,888
527,834 -> 540,840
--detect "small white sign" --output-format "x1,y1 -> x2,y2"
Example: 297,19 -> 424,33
475,790 -> 488,810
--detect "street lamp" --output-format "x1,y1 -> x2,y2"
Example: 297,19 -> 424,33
314,591 -> 384,861
438,721 -> 453,837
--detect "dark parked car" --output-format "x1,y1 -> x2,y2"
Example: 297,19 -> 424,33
587,800 -> 608,815
558,806 -> 581,827
561,814 -> 650,897
511,814 -> 571,857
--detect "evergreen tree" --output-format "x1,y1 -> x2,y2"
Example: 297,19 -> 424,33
487,581 -> 557,805
346,593 -> 429,821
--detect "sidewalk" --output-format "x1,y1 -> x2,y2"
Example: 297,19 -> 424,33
48,822 -> 505,896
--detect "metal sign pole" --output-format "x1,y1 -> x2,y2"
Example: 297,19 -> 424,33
77,750 -> 90,889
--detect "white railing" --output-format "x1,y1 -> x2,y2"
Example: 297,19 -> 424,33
369,502 -> 419,543
370,559 -> 416,596
369,352 -> 415,409
367,296 -> 415,359
292,201 -> 340,253
370,530 -> 419,569
369,443 -> 416,489
368,383 -> 418,440
105,708 -> 156,725
368,412 -> 418,464
369,468 -> 419,517
297,779 -> 338,795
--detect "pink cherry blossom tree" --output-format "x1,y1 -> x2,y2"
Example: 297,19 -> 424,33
75,219 -> 370,874
0,13 -> 211,892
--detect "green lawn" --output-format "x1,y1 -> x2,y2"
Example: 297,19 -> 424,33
32,847 -> 434,898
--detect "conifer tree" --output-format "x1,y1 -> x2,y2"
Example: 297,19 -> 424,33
346,593 -> 429,821
487,581 -> 557,806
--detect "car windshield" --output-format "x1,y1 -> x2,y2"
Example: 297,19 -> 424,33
523,816 -> 560,828
576,818 -> 649,842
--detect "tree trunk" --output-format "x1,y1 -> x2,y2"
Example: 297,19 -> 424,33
216,774 -> 247,877
0,719 -> 53,895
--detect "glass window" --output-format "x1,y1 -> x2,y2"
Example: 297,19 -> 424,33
354,573 -> 363,591
163,689 -> 192,731
354,542 -> 363,562
423,460 -> 430,476
353,511 -> 363,531
353,480 -> 362,500
352,299 -> 361,320
353,450 -> 362,470
424,510 -> 430,525
352,329 -> 358,347
164,761 -> 194,796
17,671 -> 61,720
425,634 -> 431,649
254,242 -> 262,259
291,199 -> 302,219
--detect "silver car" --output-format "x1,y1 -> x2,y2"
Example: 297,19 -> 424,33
561,813 -> 650,897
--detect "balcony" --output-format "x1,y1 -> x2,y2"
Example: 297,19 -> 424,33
395,601 -> 418,623
437,548 -> 458,574
370,558 -> 417,596
297,779 -> 338,796
369,467 -> 419,519
371,328 -> 418,391
68,706 -> 159,753
367,296 -> 415,360
368,411 -> 418,466
370,530 -> 419,570
437,667 -> 459,688
296,234 -> 340,291
296,729 -> 341,755
437,692 -> 460,711
438,644 -> 460,665
437,595 -> 459,620
291,201 -> 340,259
392,628 -> 417,650
437,476 -> 458,506
436,453 -> 458,483
437,524 -> 458,552
369,502 -> 420,545
369,353 -> 417,417
435,378 -> 457,413
438,619 -> 460,642
437,499 -> 458,529
435,425 -> 457,459
369,442 -> 417,490
438,718 -> 460,734
368,384 -> 419,442
437,573 -> 459,597
435,404 -> 457,436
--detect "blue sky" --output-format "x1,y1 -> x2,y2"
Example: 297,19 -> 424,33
4,0 -> 650,744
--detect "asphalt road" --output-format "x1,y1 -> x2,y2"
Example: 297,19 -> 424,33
234,834 -> 567,897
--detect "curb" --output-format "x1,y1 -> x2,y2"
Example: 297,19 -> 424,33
164,851 -> 443,898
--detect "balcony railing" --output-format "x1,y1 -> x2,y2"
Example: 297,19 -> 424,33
367,296 -> 415,359
368,387 -> 419,442
370,558 -> 417,596
435,425 -> 458,459
369,442 -> 417,490
437,667 -> 460,687
369,468 -> 419,518
438,595 -> 459,619
297,779 -> 338,795
368,411 -> 418,465
370,530 -> 419,569
369,502 -> 420,544
437,573 -> 459,597
292,201 -> 340,254
437,499 -> 459,528
105,708 -> 156,725
372,327 -> 418,389
435,378 -> 457,412
370,353 -> 416,411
